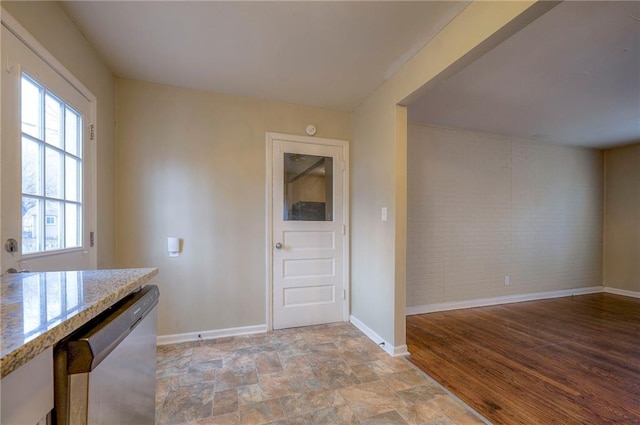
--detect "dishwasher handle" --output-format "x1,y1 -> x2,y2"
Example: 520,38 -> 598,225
61,285 -> 159,374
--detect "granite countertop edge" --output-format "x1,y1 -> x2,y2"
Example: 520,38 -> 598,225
1,267 -> 159,378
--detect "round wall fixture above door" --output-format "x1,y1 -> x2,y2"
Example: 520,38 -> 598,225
305,125 -> 317,136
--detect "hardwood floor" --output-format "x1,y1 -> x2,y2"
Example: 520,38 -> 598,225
406,293 -> 640,425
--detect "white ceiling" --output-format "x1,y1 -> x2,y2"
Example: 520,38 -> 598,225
408,1 -> 640,149
60,1 -> 639,149
61,1 -> 468,111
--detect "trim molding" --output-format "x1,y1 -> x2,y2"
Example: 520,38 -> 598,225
406,286 -> 603,316
350,315 -> 408,357
157,324 -> 267,345
155,289 -> 638,346
603,287 -> 640,299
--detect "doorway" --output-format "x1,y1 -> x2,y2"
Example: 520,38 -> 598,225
266,132 -> 349,330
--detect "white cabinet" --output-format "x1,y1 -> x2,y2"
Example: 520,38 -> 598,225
0,348 -> 53,425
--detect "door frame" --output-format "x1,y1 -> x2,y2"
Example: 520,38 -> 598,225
1,10 -> 98,271
265,132 -> 350,331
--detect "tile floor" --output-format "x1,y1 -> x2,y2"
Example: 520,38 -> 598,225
156,322 -> 486,425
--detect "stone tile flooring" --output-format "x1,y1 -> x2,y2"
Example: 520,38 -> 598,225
156,322 -> 486,425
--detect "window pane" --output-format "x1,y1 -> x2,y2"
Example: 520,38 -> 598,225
284,153 -> 333,221
45,200 -> 63,250
22,137 -> 42,195
45,147 -> 63,198
65,156 -> 81,202
22,197 -> 42,253
21,76 -> 42,139
65,108 -> 81,157
65,203 -> 80,248
45,94 -> 63,148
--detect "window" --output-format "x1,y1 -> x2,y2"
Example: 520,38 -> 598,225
21,74 -> 83,254
283,153 -> 334,221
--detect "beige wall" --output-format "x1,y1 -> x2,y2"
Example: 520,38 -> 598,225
290,176 -> 326,203
351,1 -> 552,349
604,143 -> 640,292
5,0 -> 583,347
3,1 -> 117,268
407,125 -> 603,307
115,78 -> 350,336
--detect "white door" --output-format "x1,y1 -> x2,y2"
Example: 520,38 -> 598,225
1,21 -> 95,273
269,133 -> 349,329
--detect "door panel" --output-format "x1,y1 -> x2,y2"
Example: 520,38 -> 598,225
271,137 -> 347,329
283,258 -> 335,278
283,231 -> 335,250
1,24 -> 94,273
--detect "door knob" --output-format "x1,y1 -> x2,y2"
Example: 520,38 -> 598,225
4,238 -> 18,253
275,242 -> 283,250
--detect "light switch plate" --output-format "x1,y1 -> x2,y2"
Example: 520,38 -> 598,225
381,207 -> 388,221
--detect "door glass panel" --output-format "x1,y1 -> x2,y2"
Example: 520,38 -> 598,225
19,74 -> 84,254
21,77 -> 42,138
45,147 -> 63,198
65,156 -> 80,202
45,200 -> 62,250
22,137 -> 42,195
284,153 -> 333,221
45,93 -> 63,148
65,107 -> 80,156
65,203 -> 80,248
22,196 -> 42,253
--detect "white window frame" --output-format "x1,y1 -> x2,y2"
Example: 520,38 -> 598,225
21,74 -> 84,254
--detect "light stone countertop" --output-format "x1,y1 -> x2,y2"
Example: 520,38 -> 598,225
0,268 -> 158,378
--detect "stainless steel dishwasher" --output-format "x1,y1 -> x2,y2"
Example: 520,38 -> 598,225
53,285 -> 160,425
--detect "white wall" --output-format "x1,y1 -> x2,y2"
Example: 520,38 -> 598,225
3,1 -> 117,268
115,78 -> 351,337
604,143 -> 640,292
406,125 -> 603,308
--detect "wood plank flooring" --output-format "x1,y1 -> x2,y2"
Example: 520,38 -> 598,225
406,293 -> 640,425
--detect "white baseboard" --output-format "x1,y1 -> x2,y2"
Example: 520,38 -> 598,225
350,315 -> 408,357
391,344 -> 410,357
603,287 -> 640,299
157,324 -> 267,345
406,286 -> 604,316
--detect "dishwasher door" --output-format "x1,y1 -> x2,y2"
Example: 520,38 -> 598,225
54,285 -> 159,425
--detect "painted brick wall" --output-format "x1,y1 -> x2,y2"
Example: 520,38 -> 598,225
407,124 -> 603,308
